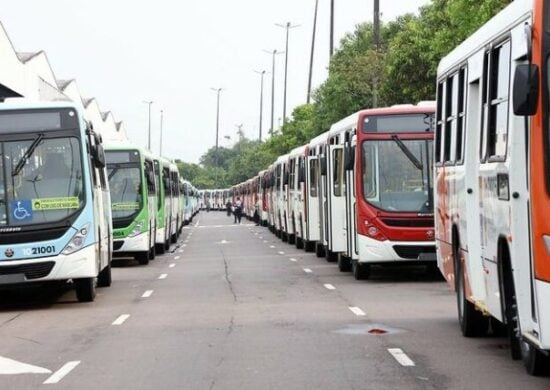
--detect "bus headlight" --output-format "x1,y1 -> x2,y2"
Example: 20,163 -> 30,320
62,224 -> 91,255
128,222 -> 144,238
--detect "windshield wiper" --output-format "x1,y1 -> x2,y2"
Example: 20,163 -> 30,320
391,135 -> 423,170
11,134 -> 44,177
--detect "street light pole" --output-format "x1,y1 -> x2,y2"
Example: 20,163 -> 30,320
143,100 -> 153,150
263,49 -> 284,137
254,70 -> 267,141
159,109 -> 164,156
330,0 -> 335,57
307,0 -> 319,104
210,88 -> 223,187
276,22 -> 300,125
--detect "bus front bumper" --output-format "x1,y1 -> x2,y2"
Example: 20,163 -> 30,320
113,232 -> 149,255
357,235 -> 436,264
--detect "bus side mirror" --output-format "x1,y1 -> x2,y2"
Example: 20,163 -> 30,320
93,144 -> 106,169
513,64 -> 539,116
344,144 -> 355,171
320,156 -> 327,175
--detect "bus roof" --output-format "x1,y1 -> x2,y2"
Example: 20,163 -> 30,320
289,144 -> 307,157
308,131 -> 329,147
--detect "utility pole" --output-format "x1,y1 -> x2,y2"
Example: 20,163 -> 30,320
373,0 -> 380,107
330,0 -> 335,57
210,88 -> 223,187
263,49 -> 284,137
254,70 -> 267,141
276,22 -> 300,125
159,109 -> 164,156
307,0 -> 319,104
143,100 -> 153,150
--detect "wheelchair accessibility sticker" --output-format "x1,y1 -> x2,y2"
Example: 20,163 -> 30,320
10,200 -> 33,221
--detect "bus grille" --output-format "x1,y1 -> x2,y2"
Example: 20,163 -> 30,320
0,227 -> 67,245
113,241 -> 124,251
0,262 -> 55,280
393,245 -> 435,259
382,218 -> 434,228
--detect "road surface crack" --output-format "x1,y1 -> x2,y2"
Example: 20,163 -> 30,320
219,248 -> 237,303
0,312 -> 23,328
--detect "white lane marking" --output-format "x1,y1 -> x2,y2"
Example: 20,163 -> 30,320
324,284 -> 336,290
182,244 -> 187,247
158,274 -> 168,280
178,249 -> 184,253
43,361 -> 80,384
142,290 -> 154,298
112,314 -> 130,325
289,258 -> 297,262
388,348 -> 415,367
349,306 -> 366,316
174,256 -> 180,260
278,251 -> 285,255
259,236 -> 263,239
169,263 -> 176,268
303,268 -> 313,273
219,240 -> 229,244
263,241 -> 268,243
269,245 -> 275,248
0,356 -> 51,375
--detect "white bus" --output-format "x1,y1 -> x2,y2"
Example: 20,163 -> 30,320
288,145 -> 307,249
435,0 -> 550,375
308,132 -> 329,257
0,101 -> 112,302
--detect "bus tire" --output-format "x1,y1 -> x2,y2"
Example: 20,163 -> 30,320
288,234 -> 295,245
295,237 -> 304,249
282,232 -> 288,242
165,240 -> 170,251
315,243 -> 325,258
455,246 -> 487,337
304,241 -> 315,252
352,261 -> 370,280
74,277 -> 96,302
171,233 -> 177,244
338,254 -> 352,272
325,249 -> 337,263
97,264 -> 112,288
136,252 -> 149,265
521,340 -> 550,376
500,244 -> 522,361
149,245 -> 156,260
156,243 -> 166,255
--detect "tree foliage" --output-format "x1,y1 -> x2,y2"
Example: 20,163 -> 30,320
179,0 -> 512,189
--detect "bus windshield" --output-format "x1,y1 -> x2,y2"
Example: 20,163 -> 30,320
107,164 -> 143,220
362,139 -> 433,213
0,137 -> 84,226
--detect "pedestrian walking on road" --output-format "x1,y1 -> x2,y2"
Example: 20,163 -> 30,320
233,197 -> 242,224
226,200 -> 232,217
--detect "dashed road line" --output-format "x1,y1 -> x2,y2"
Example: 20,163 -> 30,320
158,274 -> 168,280
388,348 -> 415,367
278,251 -> 285,255
142,290 -> 154,298
112,314 -> 130,326
324,284 -> 336,290
43,361 -> 80,384
289,258 -> 297,262
269,245 -> 275,248
169,263 -> 176,268
349,306 -> 366,316
174,256 -> 181,260
303,268 -> 313,274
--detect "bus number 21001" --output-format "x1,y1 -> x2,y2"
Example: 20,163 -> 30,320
22,246 -> 56,256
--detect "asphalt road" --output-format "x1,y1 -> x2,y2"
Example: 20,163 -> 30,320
0,211 -> 548,389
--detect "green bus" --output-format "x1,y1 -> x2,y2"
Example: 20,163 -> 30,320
105,144 -> 157,265
154,157 -> 173,254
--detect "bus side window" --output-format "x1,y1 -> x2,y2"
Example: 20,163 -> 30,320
333,149 -> 343,197
487,40 -> 511,159
310,159 -> 318,197
435,81 -> 444,164
456,67 -> 467,164
444,74 -> 455,163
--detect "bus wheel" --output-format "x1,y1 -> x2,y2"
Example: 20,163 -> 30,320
281,232 -> 288,242
295,237 -> 304,249
149,245 -> 156,260
521,339 -> 550,376
338,254 -> 352,272
325,250 -> 337,263
165,240 -> 170,251
315,243 -> 325,258
97,264 -> 112,288
456,252 -> 487,337
136,252 -> 149,265
171,233 -> 177,244
288,234 -> 296,245
352,261 -> 370,280
74,277 -> 96,302
156,243 -> 166,255
304,241 -> 315,252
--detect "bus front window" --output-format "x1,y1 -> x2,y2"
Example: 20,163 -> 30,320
108,165 -> 143,221
362,139 -> 433,213
2,137 -> 84,226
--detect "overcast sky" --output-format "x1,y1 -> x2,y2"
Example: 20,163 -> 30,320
2,0 -> 430,163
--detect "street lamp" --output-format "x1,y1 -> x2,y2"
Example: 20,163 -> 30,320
159,109 -> 164,156
263,49 -> 284,137
143,100 -> 153,150
254,70 -> 267,141
276,22 -> 300,125
307,0 -> 319,104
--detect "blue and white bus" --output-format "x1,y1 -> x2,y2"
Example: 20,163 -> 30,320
0,101 -> 113,302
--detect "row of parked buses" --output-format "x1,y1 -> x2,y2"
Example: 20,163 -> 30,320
0,100 -> 200,303
204,0 -> 550,375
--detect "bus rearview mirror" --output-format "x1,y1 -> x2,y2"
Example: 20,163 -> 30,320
513,64 -> 539,116
93,144 -> 106,169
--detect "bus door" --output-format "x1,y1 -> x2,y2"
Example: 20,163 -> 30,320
327,143 -> 347,253
345,138 -> 358,260
306,155 -> 319,242
319,146 -> 328,248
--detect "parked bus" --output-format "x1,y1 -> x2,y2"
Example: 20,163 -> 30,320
308,132 -> 329,257
153,156 -> 172,254
435,0 -> 550,375
288,145 -> 307,249
0,101 -> 112,302
353,104 -> 435,279
168,162 -> 180,242
105,144 -> 157,265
